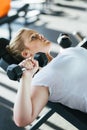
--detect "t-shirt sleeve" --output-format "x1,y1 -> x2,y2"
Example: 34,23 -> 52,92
31,65 -> 54,97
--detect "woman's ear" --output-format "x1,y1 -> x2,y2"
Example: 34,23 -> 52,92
21,49 -> 31,58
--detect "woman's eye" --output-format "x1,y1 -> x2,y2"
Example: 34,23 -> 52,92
31,35 -> 37,40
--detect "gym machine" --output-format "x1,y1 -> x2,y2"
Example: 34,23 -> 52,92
0,4 -> 29,40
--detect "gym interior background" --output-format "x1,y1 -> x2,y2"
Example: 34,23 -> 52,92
0,0 -> 87,130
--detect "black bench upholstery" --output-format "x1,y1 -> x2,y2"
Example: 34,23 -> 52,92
30,101 -> 87,130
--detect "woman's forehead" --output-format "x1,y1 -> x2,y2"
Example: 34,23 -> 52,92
22,29 -> 37,39
27,30 -> 38,36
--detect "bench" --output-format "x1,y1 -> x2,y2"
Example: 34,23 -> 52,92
30,101 -> 87,130
0,82 -> 87,130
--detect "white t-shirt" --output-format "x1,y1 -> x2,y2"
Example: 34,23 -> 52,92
32,47 -> 87,113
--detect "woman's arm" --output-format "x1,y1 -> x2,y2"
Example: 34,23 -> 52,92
13,58 -> 49,127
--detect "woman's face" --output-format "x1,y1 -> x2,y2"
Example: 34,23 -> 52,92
23,30 -> 51,57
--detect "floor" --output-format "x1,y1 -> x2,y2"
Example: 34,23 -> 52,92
0,0 -> 87,130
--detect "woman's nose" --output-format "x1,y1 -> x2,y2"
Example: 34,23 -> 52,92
38,34 -> 44,40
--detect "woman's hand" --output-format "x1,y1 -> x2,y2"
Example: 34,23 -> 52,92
19,57 -> 39,77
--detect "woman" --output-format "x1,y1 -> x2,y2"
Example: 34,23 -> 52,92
7,28 -> 87,127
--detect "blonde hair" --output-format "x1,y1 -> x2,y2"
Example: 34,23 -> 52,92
6,28 -> 33,62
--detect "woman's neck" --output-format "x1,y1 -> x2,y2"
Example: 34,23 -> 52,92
46,53 -> 53,62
